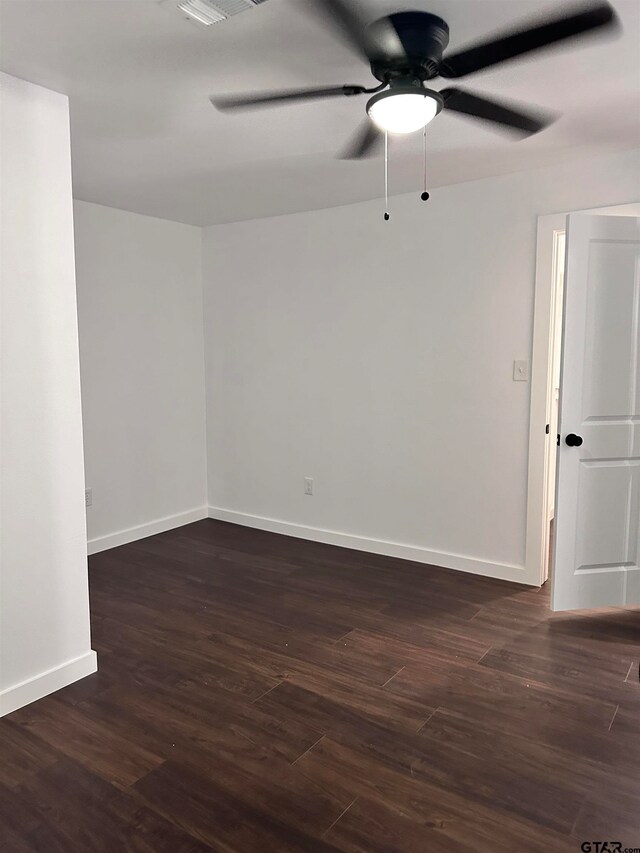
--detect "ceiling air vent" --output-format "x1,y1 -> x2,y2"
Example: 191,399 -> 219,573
169,0 -> 266,28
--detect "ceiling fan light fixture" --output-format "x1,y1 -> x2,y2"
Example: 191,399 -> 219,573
366,88 -> 442,134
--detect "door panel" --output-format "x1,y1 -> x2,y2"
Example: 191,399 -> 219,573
582,241 -> 639,419
575,461 -> 639,569
552,214 -> 640,611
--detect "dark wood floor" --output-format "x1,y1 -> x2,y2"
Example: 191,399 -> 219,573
2,520 -> 639,852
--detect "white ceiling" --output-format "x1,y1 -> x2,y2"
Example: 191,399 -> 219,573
1,0 -> 639,225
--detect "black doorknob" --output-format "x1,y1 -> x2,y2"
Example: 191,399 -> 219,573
565,433 -> 583,447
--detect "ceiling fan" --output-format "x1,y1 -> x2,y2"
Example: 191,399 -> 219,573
211,0 -> 618,158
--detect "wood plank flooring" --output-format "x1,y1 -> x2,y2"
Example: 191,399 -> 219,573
2,519 -> 639,851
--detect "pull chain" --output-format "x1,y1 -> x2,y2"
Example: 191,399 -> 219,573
384,130 -> 390,221
421,126 -> 430,202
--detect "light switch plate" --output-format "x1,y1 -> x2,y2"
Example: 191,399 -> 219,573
513,359 -> 529,382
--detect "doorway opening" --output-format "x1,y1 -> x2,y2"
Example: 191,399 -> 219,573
526,202 -> 640,590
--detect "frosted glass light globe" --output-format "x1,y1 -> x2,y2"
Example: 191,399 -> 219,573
367,92 -> 440,134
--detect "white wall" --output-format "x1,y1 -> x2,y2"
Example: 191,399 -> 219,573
203,147 -> 640,584
73,201 -> 207,553
0,73 -> 95,716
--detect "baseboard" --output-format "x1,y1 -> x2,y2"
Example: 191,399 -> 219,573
0,650 -> 98,718
87,507 -> 208,555
207,506 -> 528,584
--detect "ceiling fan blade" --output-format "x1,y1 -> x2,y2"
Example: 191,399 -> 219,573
308,0 -> 378,61
340,120 -> 383,159
211,85 -> 365,111
439,2 -> 617,79
441,87 -> 553,136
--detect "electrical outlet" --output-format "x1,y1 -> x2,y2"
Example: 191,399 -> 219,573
304,477 -> 313,496
85,488 -> 92,508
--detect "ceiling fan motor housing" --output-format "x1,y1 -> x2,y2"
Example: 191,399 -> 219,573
368,12 -> 450,83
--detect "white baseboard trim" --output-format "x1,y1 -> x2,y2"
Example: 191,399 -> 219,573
0,650 -> 98,718
87,507 -> 208,555
208,506 -> 528,584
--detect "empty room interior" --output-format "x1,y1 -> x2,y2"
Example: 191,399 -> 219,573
1,0 -> 640,849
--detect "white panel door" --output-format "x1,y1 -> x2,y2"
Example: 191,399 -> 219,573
552,214 -> 640,611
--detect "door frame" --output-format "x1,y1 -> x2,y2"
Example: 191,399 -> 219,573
525,202 -> 640,587
526,213 -> 567,587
